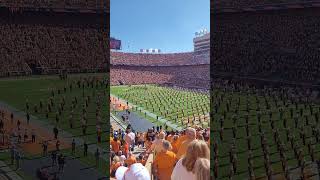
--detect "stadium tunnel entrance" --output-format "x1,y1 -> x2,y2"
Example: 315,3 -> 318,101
28,63 -> 42,75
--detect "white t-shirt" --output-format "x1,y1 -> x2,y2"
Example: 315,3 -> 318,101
171,158 -> 196,180
125,132 -> 135,145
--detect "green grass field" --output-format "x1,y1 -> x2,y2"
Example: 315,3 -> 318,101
212,88 -> 320,179
0,74 -> 108,174
111,85 -> 210,129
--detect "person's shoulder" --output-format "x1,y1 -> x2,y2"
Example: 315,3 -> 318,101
168,151 -> 176,156
176,158 -> 183,166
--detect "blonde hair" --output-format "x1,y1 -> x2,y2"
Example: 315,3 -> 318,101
182,140 -> 210,171
193,158 -> 210,180
113,156 -> 120,163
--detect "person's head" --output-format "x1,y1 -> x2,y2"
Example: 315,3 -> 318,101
193,158 -> 210,180
114,136 -> 118,141
173,135 -> 179,141
137,155 -> 143,162
115,166 -> 128,180
113,156 -> 120,163
162,140 -> 172,152
186,128 -> 196,140
182,140 -> 210,172
118,163 -> 150,180
159,132 -> 165,140
118,151 -> 122,156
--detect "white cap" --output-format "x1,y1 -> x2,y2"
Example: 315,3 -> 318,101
115,166 -> 128,180
124,163 -> 151,180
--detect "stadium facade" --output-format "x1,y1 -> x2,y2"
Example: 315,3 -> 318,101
193,33 -> 210,64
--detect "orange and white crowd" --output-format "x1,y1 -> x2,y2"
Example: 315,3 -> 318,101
110,65 -> 209,90
111,52 -> 196,66
110,125 -> 210,180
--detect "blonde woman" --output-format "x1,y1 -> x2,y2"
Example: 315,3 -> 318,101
171,140 -> 210,180
193,158 -> 210,180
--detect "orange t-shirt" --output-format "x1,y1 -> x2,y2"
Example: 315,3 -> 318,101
153,151 -> 177,180
110,162 -> 121,174
123,143 -> 129,156
176,135 -> 187,149
171,140 -> 179,154
125,155 -> 137,167
176,139 -> 192,159
111,140 -> 121,153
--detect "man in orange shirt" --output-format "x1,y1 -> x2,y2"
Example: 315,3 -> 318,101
111,136 -> 121,154
176,130 -> 187,149
122,141 -> 129,157
176,128 -> 196,159
170,135 -> 179,154
153,140 -> 178,180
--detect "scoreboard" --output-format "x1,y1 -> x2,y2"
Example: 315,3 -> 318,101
110,38 -> 121,50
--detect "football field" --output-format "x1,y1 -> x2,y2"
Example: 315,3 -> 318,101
111,85 -> 210,130
0,74 -> 109,175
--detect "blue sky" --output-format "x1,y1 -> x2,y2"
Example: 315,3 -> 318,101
110,0 -> 210,53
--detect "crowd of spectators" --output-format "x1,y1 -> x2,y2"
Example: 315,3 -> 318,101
110,51 -> 210,89
213,78 -> 320,103
214,0 -> 312,8
0,23 -> 107,76
110,65 -> 210,89
0,0 -> 107,9
111,52 -> 208,66
110,124 -> 210,180
213,9 -> 320,84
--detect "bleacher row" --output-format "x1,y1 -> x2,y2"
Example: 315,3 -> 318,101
0,0 -> 107,10
111,52 -> 209,66
212,8 -> 320,84
213,0 -> 316,9
0,23 -> 108,77
110,65 -> 210,90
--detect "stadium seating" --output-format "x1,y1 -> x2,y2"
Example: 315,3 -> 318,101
212,8 -> 320,84
214,0 -> 313,8
110,51 -> 209,89
110,65 -> 210,89
111,52 -> 198,66
0,0 -> 106,9
0,23 -> 108,76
